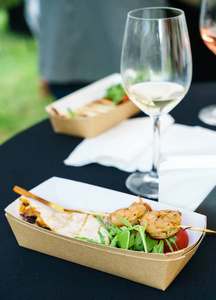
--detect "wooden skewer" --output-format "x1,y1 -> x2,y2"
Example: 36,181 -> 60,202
13,186 -> 109,217
13,185 -> 216,234
64,208 -> 109,217
180,225 -> 216,234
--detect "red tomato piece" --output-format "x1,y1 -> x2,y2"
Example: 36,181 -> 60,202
164,229 -> 189,253
119,94 -> 130,104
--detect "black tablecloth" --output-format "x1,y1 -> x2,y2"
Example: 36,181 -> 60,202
1,82 -> 216,299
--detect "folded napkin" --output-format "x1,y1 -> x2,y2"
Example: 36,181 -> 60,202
64,115 -> 216,172
159,155 -> 216,211
64,114 -> 174,172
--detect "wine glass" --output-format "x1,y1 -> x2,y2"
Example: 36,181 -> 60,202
121,7 -> 192,199
199,0 -> 216,125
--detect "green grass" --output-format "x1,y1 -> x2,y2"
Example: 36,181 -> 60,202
0,9 -> 54,145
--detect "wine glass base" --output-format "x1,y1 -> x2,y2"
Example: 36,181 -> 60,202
198,105 -> 216,126
125,171 -> 158,200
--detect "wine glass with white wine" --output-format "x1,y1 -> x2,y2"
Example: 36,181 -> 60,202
121,7 -> 192,199
199,0 -> 216,125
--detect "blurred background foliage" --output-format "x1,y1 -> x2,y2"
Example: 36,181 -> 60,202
0,5 -> 53,145
0,0 -> 23,9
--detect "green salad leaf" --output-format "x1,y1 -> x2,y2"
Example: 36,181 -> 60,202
74,236 -> 100,244
67,108 -> 75,118
117,231 -> 130,249
165,236 -> 178,252
152,240 -> 164,253
105,84 -> 126,105
133,231 -> 144,251
96,216 -> 113,240
75,216 -> 169,254
110,235 -> 118,247
98,231 -> 106,245
67,84 -> 126,119
109,223 -> 122,237
115,216 -> 132,228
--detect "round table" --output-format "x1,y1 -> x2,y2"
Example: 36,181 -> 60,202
1,82 -> 216,299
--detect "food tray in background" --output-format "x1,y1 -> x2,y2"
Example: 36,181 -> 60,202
45,73 -> 140,138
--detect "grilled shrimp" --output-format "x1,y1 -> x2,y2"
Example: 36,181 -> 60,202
110,196 -> 152,227
140,210 -> 181,239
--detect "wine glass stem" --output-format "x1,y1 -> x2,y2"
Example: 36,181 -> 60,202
151,115 -> 160,177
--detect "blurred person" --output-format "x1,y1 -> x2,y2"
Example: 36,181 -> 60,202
38,0 -> 168,99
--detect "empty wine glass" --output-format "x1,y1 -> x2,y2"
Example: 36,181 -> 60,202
199,0 -> 216,125
121,7 -> 192,199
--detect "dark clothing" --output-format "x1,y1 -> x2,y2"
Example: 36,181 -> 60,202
39,0 -> 168,99
49,82 -> 91,99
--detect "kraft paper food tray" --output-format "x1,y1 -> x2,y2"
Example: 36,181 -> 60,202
45,73 -> 140,138
5,214 -> 204,291
5,177 -> 206,290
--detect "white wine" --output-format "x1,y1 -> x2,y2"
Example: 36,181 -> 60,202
126,82 -> 185,116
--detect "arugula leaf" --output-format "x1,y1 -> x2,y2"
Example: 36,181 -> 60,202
152,240 -> 164,253
105,84 -> 126,105
116,216 -> 132,228
132,221 -> 149,252
98,231 -> 106,245
133,231 -> 144,251
110,235 -> 118,247
165,236 -> 178,252
67,108 -> 75,118
137,225 -> 148,252
80,216 -> 168,254
128,231 -> 136,249
96,216 -> 113,240
169,237 -> 178,250
117,231 -> 130,249
74,236 -> 100,244
145,235 -> 159,252
108,223 -> 121,236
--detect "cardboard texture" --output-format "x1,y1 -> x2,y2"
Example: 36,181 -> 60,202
5,214 -> 203,291
45,74 -> 140,138
5,177 -> 206,290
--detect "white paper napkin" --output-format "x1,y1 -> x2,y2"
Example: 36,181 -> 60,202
64,114 -> 174,172
159,155 -> 216,211
135,124 -> 216,172
64,113 -> 216,173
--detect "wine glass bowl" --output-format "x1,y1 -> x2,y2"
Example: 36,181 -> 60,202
200,0 -> 216,54
199,0 -> 216,125
121,7 -> 192,199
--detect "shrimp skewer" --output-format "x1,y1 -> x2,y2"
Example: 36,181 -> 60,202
110,196 -> 152,227
140,210 -> 182,239
14,186 -> 216,234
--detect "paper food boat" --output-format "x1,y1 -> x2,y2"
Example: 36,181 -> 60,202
45,74 -> 140,138
5,177 -> 206,290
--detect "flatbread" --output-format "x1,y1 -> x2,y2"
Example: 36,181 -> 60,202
19,197 -> 110,245
51,98 -> 116,119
